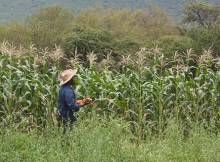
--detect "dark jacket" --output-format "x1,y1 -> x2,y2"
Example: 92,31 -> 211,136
58,84 -> 82,122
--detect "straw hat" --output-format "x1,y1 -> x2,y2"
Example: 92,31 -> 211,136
60,69 -> 77,86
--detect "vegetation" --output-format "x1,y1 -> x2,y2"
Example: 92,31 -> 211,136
185,25 -> 220,56
1,0 -> 220,161
0,0 -> 191,24
0,4 -> 179,62
182,0 -> 220,28
1,116 -> 220,162
181,1 -> 220,56
1,41 -> 220,134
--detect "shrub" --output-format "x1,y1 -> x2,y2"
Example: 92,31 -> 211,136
75,4 -> 178,40
26,5 -> 75,49
0,21 -> 30,47
182,0 -> 220,28
148,35 -> 193,58
63,27 -> 142,63
186,25 -> 220,56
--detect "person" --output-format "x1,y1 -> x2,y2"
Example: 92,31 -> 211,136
58,69 -> 86,133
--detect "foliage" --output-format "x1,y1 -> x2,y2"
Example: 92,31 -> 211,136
0,6 -> 75,49
148,35 -> 193,58
26,5 -> 75,49
1,117 -> 220,162
0,21 -> 30,48
75,4 -> 178,40
0,25 -> 7,40
0,43 -> 62,127
0,5 -> 180,62
181,1 -> 220,56
185,25 -> 220,56
0,1 -> 220,139
1,43 -> 220,138
0,1 -> 219,64
1,0 -> 213,24
63,27 -> 142,63
182,0 -> 220,27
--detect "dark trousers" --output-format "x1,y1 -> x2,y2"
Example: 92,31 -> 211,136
61,118 -> 73,134
60,112 -> 77,134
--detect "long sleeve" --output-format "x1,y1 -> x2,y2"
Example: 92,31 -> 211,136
65,88 -> 82,110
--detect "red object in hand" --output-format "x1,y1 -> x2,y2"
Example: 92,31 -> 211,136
76,100 -> 84,105
84,98 -> 93,104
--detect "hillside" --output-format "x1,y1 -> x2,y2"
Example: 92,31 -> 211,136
0,0 -> 219,24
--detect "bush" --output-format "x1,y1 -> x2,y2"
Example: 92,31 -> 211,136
186,25 -> 220,56
0,21 -> 30,47
63,27 -> 142,63
0,5 -> 179,63
26,5 -> 75,49
0,25 -> 8,41
182,1 -> 220,28
75,4 -> 178,40
147,35 -> 193,58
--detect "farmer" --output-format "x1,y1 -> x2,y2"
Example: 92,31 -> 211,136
59,69 -> 86,133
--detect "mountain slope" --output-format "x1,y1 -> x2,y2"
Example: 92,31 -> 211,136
0,0 -> 218,24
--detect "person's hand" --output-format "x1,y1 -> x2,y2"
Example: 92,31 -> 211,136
81,102 -> 89,107
84,98 -> 93,104
78,98 -> 93,107
76,100 -> 84,105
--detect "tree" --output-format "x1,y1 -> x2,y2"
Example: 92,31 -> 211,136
186,26 -> 220,56
183,0 -> 220,28
63,27 -> 141,63
26,5 -> 75,49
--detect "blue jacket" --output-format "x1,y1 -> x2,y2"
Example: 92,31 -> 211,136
58,84 -> 82,122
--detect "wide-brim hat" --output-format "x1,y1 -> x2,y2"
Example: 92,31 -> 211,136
60,69 -> 78,86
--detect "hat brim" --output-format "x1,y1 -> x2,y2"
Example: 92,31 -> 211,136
59,69 -> 78,86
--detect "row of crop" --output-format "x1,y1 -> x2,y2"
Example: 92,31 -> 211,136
0,54 -> 60,128
77,64 -> 220,132
1,52 -> 220,134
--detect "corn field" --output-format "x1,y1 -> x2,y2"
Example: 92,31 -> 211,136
0,42 -> 220,135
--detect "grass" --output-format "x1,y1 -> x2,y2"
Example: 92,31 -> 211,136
1,114 -> 220,162
1,42 -> 220,161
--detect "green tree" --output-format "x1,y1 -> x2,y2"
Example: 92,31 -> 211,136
183,0 -> 220,28
0,21 -> 30,47
75,4 -> 178,40
186,26 -> 220,56
26,5 -> 75,49
149,35 -> 193,58
63,27 -> 141,63
181,1 -> 220,56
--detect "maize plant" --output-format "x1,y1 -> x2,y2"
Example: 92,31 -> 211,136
0,52 -> 60,128
1,45 -> 220,136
